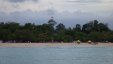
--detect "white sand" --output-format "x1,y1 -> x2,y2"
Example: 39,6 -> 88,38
0,43 -> 113,47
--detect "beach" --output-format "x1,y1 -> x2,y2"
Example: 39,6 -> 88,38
0,43 -> 113,47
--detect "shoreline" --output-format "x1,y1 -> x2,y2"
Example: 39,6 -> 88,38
0,43 -> 113,47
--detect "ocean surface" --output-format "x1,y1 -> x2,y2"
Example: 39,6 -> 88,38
0,47 -> 113,64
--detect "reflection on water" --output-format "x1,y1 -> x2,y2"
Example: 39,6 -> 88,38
0,47 -> 113,64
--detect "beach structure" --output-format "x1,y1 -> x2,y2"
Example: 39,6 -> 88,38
77,40 -> 81,44
88,40 -> 92,44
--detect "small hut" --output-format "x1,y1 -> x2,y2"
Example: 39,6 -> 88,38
77,40 -> 81,44
88,40 -> 92,44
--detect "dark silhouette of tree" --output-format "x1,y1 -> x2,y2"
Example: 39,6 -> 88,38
56,23 -> 65,32
98,23 -> 110,32
48,17 -> 57,27
47,17 -> 57,42
73,24 -> 81,32
82,20 -> 110,33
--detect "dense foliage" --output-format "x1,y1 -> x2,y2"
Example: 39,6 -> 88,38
0,19 -> 113,43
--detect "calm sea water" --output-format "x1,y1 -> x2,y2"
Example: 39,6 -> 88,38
0,47 -> 113,64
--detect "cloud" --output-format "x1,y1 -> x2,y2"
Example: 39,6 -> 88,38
8,0 -> 26,3
8,0 -> 38,3
65,0 -> 113,4
0,0 -> 113,29
0,9 -> 57,24
0,9 -> 113,29
66,0 -> 101,3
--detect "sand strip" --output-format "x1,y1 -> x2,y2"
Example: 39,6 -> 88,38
0,43 -> 113,47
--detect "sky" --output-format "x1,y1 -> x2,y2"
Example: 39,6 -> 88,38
0,0 -> 113,29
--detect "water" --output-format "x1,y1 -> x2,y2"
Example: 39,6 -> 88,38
0,47 -> 113,64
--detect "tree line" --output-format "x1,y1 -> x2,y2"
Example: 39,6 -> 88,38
0,18 -> 113,43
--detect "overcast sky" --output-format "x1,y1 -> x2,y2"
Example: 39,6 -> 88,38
0,0 -> 113,29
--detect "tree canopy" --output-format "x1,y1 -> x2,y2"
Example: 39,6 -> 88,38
0,19 -> 113,43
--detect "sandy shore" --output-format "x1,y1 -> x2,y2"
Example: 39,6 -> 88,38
0,43 -> 113,47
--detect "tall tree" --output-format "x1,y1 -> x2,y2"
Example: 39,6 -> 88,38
98,23 -> 110,32
73,24 -> 81,32
56,23 -> 65,32
48,17 -> 57,27
47,17 -> 57,42
82,20 -> 110,33
93,20 -> 99,31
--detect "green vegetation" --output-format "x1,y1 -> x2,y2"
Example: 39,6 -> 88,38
0,19 -> 113,43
